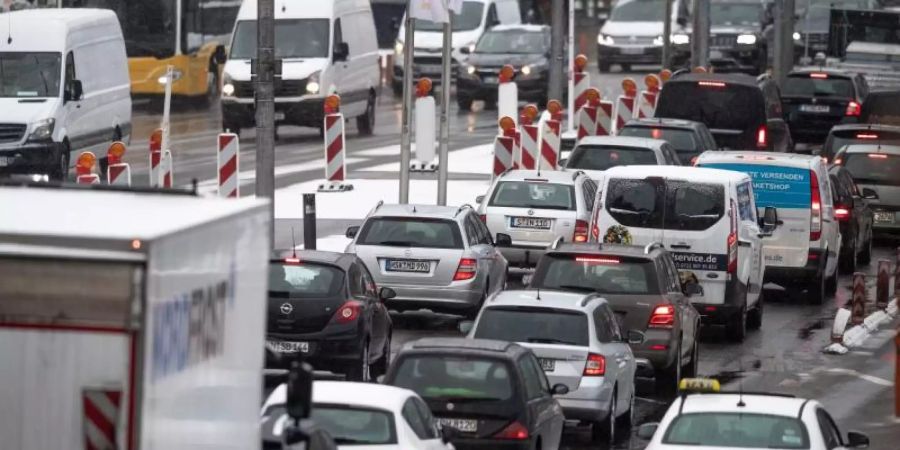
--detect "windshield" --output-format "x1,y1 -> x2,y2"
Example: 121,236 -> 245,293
392,356 -> 515,402
606,178 -> 725,231
414,1 -> 484,31
531,254 -> 659,295
711,2 -> 761,26
656,81 -> 766,132
473,306 -> 589,346
230,19 -> 330,59
0,52 -> 61,98
268,262 -> 344,297
663,413 -> 810,448
823,130 -> 900,159
618,127 -> 698,156
567,145 -> 659,170
65,0 -> 178,58
783,75 -> 854,98
610,0 -> 667,21
264,405 -> 397,446
357,218 -> 463,249
489,181 -> 576,210
475,30 -> 549,54
842,153 -> 900,186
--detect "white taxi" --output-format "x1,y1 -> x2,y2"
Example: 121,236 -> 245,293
637,378 -> 870,450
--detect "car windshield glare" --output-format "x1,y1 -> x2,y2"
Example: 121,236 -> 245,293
357,218 -> 464,249
489,181 -> 576,210
263,405 -> 398,446
606,179 -> 725,231
475,30 -> 549,54
392,356 -> 514,402
414,1 -> 483,31
663,413 -> 810,449
230,19 -> 329,59
268,263 -> 344,297
473,306 -> 590,346
531,255 -> 658,294
567,145 -> 658,171
0,52 -> 61,98
610,0 -> 666,21
843,153 -> 900,186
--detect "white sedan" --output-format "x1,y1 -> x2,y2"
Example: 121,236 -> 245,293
261,381 -> 455,450
638,379 -> 870,450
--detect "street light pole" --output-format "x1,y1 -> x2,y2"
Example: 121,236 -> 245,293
255,0 -> 275,248
548,0 -> 565,103
399,0 -> 415,204
662,0 -> 673,69
437,15 -> 452,206
690,0 -> 709,68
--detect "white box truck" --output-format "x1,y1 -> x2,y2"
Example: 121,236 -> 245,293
0,185 -> 270,450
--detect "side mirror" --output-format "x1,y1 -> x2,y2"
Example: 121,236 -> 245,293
458,320 -> 474,334
676,17 -> 687,27
627,330 -> 646,345
345,225 -> 360,239
68,79 -> 83,102
475,195 -> 485,204
551,383 -> 570,396
285,360 -> 314,421
440,424 -> 459,444
460,45 -> 471,55
761,206 -> 780,231
846,431 -> 869,448
636,422 -> 659,440
333,42 -> 349,62
379,287 -> 396,301
495,233 -> 512,247
558,158 -> 568,167
683,281 -> 703,297
862,187 -> 879,200
214,45 -> 227,64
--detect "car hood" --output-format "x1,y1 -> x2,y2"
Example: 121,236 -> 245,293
0,98 -> 58,126
224,58 -> 326,82
466,53 -> 546,67
601,20 -> 664,37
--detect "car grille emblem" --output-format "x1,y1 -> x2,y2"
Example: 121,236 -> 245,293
280,303 -> 293,315
447,403 -> 455,411
528,209 -> 535,216
404,249 -> 413,257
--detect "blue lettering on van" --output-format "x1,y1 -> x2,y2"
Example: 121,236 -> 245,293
700,163 -> 811,209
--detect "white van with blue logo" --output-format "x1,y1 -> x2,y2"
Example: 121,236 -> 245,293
697,152 -> 841,305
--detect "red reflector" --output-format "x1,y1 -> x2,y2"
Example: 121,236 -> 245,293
704,306 -> 717,312
284,257 -> 301,264
846,101 -> 861,117
651,128 -> 663,139
810,72 -> 828,79
808,252 -> 819,260
856,133 -> 879,140
494,421 -> 530,440
698,80 -> 726,87
583,353 -> 606,376
649,344 -> 668,351
834,207 -> 850,221
453,258 -> 478,281
575,256 -> 620,264
868,153 -> 888,159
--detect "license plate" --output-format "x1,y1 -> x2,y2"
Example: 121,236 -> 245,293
874,211 -> 895,223
0,156 -> 9,167
274,112 -> 286,121
709,50 -> 725,59
386,259 -> 431,273
483,76 -> 499,84
511,217 -> 552,230
420,64 -> 441,75
266,340 -> 309,353
621,47 -> 644,55
800,104 -> 830,113
439,418 -> 478,433
539,358 -> 555,372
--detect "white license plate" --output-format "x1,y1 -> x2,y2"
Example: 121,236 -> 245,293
439,418 -> 478,433
420,65 -> 441,74
483,76 -> 499,84
274,112 -> 286,121
621,47 -> 644,55
539,358 -> 555,372
266,340 -> 309,353
874,211 -> 895,223
386,259 -> 431,273
0,156 -> 9,167
709,50 -> 725,59
511,217 -> 552,230
800,104 -> 830,113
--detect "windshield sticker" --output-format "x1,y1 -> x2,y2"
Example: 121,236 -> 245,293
700,163 -> 811,209
670,252 -> 728,271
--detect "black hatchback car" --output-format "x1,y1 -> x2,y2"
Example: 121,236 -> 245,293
829,165 -> 874,273
618,118 -> 719,163
821,124 -> 900,162
781,69 -> 868,145
266,250 -> 394,382
655,73 -> 792,151
384,337 -> 568,450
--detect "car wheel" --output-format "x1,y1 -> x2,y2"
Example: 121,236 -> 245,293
726,302 -> 747,342
615,388 -> 634,437
656,338 -> 682,397
372,332 -> 391,378
356,92 -> 376,136
825,262 -> 838,296
683,340 -> 699,377
747,293 -> 763,330
858,233 -> 873,265
52,141 -> 70,181
457,96 -> 473,111
591,388 -> 615,444
465,284 -> 488,320
597,61 -> 611,73
346,340 -> 372,382
808,271 -> 825,305
839,240 -> 858,274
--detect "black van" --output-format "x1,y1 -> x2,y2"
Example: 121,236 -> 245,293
655,73 -> 792,152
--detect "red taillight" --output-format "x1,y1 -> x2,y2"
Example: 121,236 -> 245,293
652,128 -> 663,139
868,153 -> 888,159
698,80 -> 726,87
810,170 -> 822,241
856,133 -> 878,140
691,156 -> 700,166
583,353 -> 606,376
756,125 -> 767,149
453,258 -> 478,281
334,301 -> 361,324
727,200 -> 738,275
575,256 -> 620,264
494,421 -> 529,440
845,101 -> 861,117
649,344 -> 668,351
574,220 -> 589,243
478,214 -> 486,222
834,206 -> 851,221
649,304 -> 675,328
284,257 -> 301,264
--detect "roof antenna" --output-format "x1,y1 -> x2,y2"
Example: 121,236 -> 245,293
291,227 -> 298,258
6,12 -> 12,45
737,357 -> 746,408
535,288 -> 541,301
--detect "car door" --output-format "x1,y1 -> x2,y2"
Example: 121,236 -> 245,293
62,50 -> 85,161
471,212 -> 507,292
844,170 -> 872,248
519,354 -> 564,449
600,304 -> 634,410
357,262 -> 390,359
736,181 -> 763,306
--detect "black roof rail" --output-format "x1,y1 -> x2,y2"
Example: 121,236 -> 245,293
367,200 -> 384,216
454,204 -> 474,217
644,242 -> 664,254
571,170 -> 586,181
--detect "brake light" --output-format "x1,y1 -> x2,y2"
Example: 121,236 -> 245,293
583,353 -> 606,376
810,170 -> 822,241
868,153 -> 888,159
834,206 -> 851,222
810,72 -> 828,79
856,133 -> 878,140
698,80 -> 726,87
834,157 -> 843,165
727,200 -> 738,275
652,128 -> 662,139
453,258 -> 478,281
691,156 -> 699,166
648,304 -> 675,328
494,421 -> 529,440
575,256 -> 620,264
284,257 -> 301,264
756,125 -> 768,149
574,220 -> 589,242
334,301 -> 361,324
845,101 -> 861,117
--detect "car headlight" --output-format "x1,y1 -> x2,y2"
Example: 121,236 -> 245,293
465,64 -> 476,75
737,34 -> 757,45
671,34 -> 690,45
597,33 -> 615,46
793,32 -> 801,41
222,75 -> 235,96
394,40 -> 403,55
653,35 -> 663,46
465,41 -> 476,53
28,118 -> 55,141
306,71 -> 321,94
157,69 -> 183,85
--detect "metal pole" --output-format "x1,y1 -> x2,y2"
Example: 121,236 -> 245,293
256,0 -> 276,248
399,0 -> 415,204
773,0 -> 794,86
437,15 -> 452,206
566,0 -> 575,131
691,0 -> 710,68
662,0 -> 673,69
548,0 -> 565,102
303,194 -> 316,250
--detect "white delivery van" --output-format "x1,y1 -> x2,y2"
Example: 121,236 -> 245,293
0,8 -> 131,180
391,0 -> 521,94
590,165 -> 778,341
0,185 -> 270,450
696,151 -> 842,304
221,0 -> 380,135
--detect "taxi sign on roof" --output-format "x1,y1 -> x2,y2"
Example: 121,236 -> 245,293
679,378 -> 721,393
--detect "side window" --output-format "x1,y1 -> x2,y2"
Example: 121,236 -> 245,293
64,51 -> 76,99
603,305 -> 623,341
474,214 -> 493,244
736,182 -> 755,222
412,397 -> 440,439
593,308 -> 612,342
487,4 -> 500,27
463,215 -> 479,246
360,264 -> 378,298
816,408 -> 843,450
348,264 -> 365,298
665,258 -> 682,293
518,356 -> 544,399
583,179 -> 597,213
402,399 -> 432,440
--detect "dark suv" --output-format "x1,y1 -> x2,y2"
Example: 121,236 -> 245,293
781,68 -> 868,146
528,242 -> 702,394
655,72 -> 792,151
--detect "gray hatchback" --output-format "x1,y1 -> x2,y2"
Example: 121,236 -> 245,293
834,144 -> 900,234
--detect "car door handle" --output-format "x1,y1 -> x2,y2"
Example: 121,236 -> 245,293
670,243 -> 691,250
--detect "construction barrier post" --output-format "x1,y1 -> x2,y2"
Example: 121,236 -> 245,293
540,100 -> 563,170
75,152 -> 100,185
851,272 -> 866,325
303,193 -> 316,250
218,132 -> 240,198
498,65 -> 518,128
149,128 -> 162,187
520,105 -> 540,170
161,149 -> 173,188
512,129 -> 521,169
596,100 -> 613,136
877,260 -> 891,310
577,88 -> 601,142
105,141 -> 131,187
895,324 -> 899,417
319,95 -> 352,192
614,78 -> 637,133
413,78 -> 437,171
895,247 -> 900,302
494,117 -> 516,179
636,74 -> 661,119
573,54 -> 590,112
82,387 -> 122,450
831,308 -> 852,343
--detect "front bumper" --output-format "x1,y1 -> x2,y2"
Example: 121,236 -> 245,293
221,96 -> 326,129
597,44 -> 662,65
708,47 -> 763,74
456,75 -> 547,102
393,58 -> 459,83
632,330 -> 679,370
0,140 -> 65,176
382,281 -> 484,314
555,377 -> 614,422
265,326 -> 365,371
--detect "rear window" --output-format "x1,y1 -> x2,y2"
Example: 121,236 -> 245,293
269,262 -> 344,297
618,126 -> 699,153
357,217 -> 463,249
392,356 -> 515,402
663,413 -> 810,449
605,178 -> 725,231
473,306 -> 590,346
530,254 -> 659,295
783,75 -> 854,98
489,181 -> 576,210
566,145 -> 658,171
823,129 -> 900,159
842,153 -> 900,186
700,163 -> 811,209
656,81 -> 766,131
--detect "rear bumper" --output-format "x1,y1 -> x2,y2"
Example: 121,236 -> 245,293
691,278 -> 745,325
0,140 -> 65,175
555,377 -> 614,422
763,248 -> 825,286
383,281 -> 484,313
632,330 -> 679,370
265,328 -> 366,371
452,439 -> 535,450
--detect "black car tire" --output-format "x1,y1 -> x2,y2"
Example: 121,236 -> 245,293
615,388 -> 634,438
839,239 -> 858,274
808,272 -> 825,305
346,340 -> 372,382
598,61 -> 611,73
357,93 -> 376,136
592,389 -> 616,444
747,295 -> 763,330
682,340 -> 699,378
858,234 -> 873,265
826,268 -> 838,295
457,96 -> 473,111
726,301 -> 747,342
656,338 -> 682,397
620,63 -> 632,72
372,332 -> 391,378
52,141 -> 70,181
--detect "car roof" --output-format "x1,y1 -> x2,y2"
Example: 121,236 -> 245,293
576,136 -> 668,150
402,337 -> 528,358
372,203 -> 472,220
830,123 -> 900,133
486,288 -> 607,311
668,72 -> 761,88
264,381 -> 415,413
678,393 -> 810,418
549,242 -> 663,258
838,144 -> 900,155
500,169 -> 582,184
697,150 -> 824,168
603,165 -> 748,183
489,24 -> 549,33
271,249 -> 355,269
624,118 -> 706,130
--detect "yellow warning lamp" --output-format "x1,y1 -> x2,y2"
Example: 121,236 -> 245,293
521,104 -> 539,125
659,69 -> 673,83
324,94 -> 341,114
622,78 -> 637,97
149,128 -> 162,151
499,65 -> 515,83
547,100 -> 563,115
585,87 -> 601,104
107,141 -> 126,165
76,151 -> 97,176
573,54 -> 588,73
416,78 -> 433,97
498,116 -> 516,133
644,74 -> 661,92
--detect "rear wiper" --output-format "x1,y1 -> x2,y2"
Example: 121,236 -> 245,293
375,240 -> 416,247
610,207 -> 648,215
527,337 -> 578,345
554,284 -> 596,292
677,213 -> 720,219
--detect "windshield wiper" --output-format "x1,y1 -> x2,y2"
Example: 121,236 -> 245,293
527,337 -> 578,345
374,240 -> 417,247
554,284 -> 595,292
610,207 -> 649,215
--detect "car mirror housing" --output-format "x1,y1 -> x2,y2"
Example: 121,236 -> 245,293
627,330 -> 646,345
495,233 -> 512,247
846,431 -> 869,448
761,206 -> 780,232
683,281 -> 703,297
345,226 -> 360,239
551,383 -> 570,396
862,187 -> 879,200
458,320 -> 474,334
476,195 -> 485,204
379,287 -> 396,301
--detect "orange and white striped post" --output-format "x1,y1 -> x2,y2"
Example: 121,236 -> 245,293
572,54 -> 591,112
577,88 -> 601,142
494,116 -> 516,179
498,65 -> 518,129
160,149 -> 173,188
105,141 -> 130,186
596,99 -> 614,136
82,387 -> 121,450
614,78 -> 637,133
148,128 -> 162,187
519,104 -> 540,170
218,132 -> 240,198
636,74 -> 661,119
319,94 -> 352,192
75,152 -> 100,184
540,100 -> 562,170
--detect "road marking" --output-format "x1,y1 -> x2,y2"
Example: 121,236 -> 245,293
824,368 -> 893,387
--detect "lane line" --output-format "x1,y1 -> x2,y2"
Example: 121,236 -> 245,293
824,368 -> 893,387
